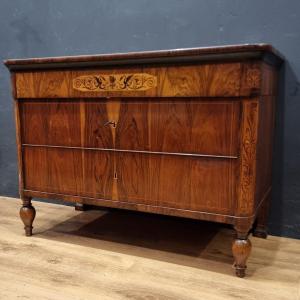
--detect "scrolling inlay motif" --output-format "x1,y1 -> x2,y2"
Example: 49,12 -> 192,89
73,73 -> 157,92
246,68 -> 261,89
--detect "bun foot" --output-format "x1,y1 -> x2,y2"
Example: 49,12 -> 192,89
235,266 -> 246,278
24,224 -> 33,237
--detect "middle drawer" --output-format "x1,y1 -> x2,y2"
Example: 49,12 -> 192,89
20,99 -> 240,156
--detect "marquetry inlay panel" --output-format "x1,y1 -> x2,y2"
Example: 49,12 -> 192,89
73,73 -> 157,92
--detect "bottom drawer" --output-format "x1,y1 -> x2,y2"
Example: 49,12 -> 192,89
23,147 -> 237,214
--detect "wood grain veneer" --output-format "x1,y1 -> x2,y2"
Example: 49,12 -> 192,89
20,99 -> 240,156
4,44 -> 283,277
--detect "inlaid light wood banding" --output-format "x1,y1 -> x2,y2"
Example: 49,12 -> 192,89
237,100 -> 259,216
73,73 -> 157,92
21,144 -> 238,159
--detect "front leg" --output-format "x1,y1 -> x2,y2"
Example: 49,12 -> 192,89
20,196 -> 36,236
232,222 -> 252,278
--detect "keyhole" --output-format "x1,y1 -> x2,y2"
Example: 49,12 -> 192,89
104,120 -> 116,128
114,171 -> 118,180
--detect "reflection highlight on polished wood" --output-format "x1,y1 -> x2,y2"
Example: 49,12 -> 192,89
0,198 -> 299,300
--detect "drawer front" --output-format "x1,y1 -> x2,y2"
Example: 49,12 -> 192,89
114,100 -> 240,156
115,152 -> 236,214
23,147 -> 236,214
20,100 -> 114,148
21,99 -> 240,157
15,62 -> 261,98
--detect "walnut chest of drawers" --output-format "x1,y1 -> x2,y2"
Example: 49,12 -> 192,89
5,44 -> 283,277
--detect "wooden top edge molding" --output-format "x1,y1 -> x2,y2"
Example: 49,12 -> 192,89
4,43 -> 284,71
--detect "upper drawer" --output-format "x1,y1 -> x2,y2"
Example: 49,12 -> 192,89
20,99 -> 240,157
15,62 -> 261,98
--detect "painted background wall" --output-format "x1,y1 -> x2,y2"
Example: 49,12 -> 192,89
0,0 -> 299,238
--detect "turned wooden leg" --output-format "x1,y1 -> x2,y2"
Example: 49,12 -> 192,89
232,231 -> 252,278
253,194 -> 271,239
20,196 -> 36,236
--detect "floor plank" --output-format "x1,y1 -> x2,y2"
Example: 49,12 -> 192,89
0,197 -> 299,300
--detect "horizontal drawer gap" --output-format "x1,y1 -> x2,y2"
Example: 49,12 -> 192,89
22,144 -> 238,159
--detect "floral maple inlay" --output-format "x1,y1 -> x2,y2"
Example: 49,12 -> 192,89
73,73 -> 157,92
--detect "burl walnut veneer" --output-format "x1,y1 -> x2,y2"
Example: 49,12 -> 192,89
4,44 -> 283,277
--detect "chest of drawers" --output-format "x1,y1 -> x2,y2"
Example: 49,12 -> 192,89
4,44 -> 283,277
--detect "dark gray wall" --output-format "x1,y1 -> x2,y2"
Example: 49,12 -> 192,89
0,0 -> 299,238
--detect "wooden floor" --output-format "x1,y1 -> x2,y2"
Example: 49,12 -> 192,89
0,197 -> 299,300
